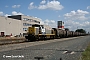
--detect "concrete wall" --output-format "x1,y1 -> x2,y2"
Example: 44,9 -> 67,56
0,16 -> 22,36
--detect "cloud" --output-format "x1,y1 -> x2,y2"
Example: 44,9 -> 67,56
0,11 -> 4,16
64,20 -> 90,32
40,0 -> 46,4
87,6 -> 90,9
44,19 -> 50,24
40,19 -> 56,28
4,14 -> 11,17
64,9 -> 89,20
82,21 -> 90,29
28,2 -> 37,10
0,11 -> 10,17
44,19 -> 55,25
12,5 -> 21,8
12,11 -> 24,15
40,19 -> 90,32
0,11 -> 24,17
38,0 -> 64,10
65,20 -> 81,27
28,0 -> 64,10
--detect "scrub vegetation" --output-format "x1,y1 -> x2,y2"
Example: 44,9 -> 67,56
81,43 -> 90,60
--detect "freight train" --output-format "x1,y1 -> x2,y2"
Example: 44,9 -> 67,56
25,24 -> 86,41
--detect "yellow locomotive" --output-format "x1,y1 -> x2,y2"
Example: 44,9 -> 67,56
25,24 -> 55,41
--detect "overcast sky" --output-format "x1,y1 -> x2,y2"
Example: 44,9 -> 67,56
0,0 -> 90,32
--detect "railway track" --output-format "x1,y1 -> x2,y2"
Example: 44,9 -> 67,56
0,36 -> 89,46
0,38 -> 26,45
0,35 -> 89,46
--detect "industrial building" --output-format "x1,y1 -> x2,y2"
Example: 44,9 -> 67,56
0,15 -> 40,37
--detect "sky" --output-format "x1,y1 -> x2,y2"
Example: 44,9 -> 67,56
0,0 -> 90,33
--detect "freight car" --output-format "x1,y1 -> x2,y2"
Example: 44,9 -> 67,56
25,24 -> 86,41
